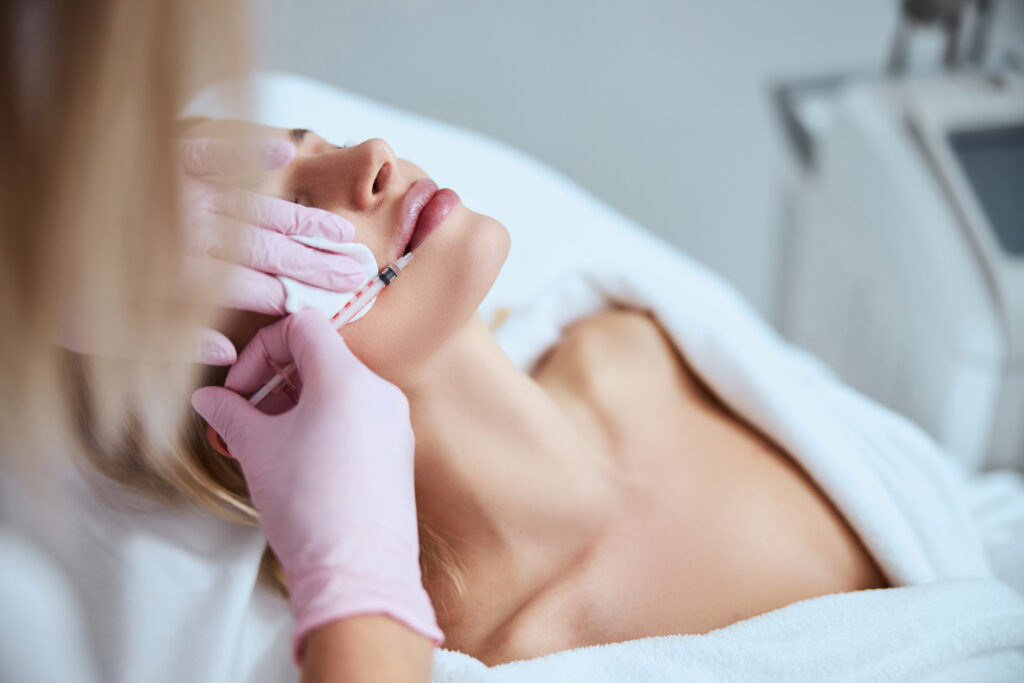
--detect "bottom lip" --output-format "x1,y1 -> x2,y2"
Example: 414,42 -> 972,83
407,188 -> 460,253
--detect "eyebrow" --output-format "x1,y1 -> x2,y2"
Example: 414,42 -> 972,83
289,128 -> 310,144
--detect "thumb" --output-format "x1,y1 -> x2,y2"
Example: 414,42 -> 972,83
194,327 -> 238,366
191,385 -> 262,455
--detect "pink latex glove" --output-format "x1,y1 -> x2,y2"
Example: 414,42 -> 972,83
190,309 -> 443,662
179,138 -> 367,364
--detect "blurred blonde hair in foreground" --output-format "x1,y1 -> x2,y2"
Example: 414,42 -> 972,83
0,0 -> 248,469
0,0 -> 292,594
0,0 -> 464,614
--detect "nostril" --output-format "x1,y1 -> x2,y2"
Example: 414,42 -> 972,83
372,161 -> 391,195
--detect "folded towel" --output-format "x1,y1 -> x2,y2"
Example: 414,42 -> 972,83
433,580 -> 1024,682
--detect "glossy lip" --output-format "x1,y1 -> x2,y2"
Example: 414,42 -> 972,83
409,188 -> 460,253
395,178 -> 460,258
396,178 -> 438,257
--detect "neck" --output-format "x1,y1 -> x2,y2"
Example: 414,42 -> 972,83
402,315 -> 621,624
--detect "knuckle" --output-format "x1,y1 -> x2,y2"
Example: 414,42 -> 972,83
241,234 -> 272,271
298,212 -> 329,238
283,206 -> 304,236
181,140 -> 211,173
206,402 -> 234,440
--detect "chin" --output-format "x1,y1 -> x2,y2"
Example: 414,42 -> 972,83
448,211 -> 510,303
340,208 -> 509,383
411,205 -> 507,304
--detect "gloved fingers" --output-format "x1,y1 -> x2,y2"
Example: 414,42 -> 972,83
204,218 -> 366,291
282,309 -> 364,397
224,309 -> 353,398
180,256 -> 289,316
191,385 -> 263,457
179,138 -> 295,178
210,189 -> 355,243
223,314 -> 302,396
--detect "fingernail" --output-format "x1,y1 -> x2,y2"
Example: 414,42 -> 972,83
200,341 -> 237,365
333,270 -> 367,291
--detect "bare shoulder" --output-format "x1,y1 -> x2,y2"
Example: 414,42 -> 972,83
533,308 -> 703,411
562,308 -> 671,354
537,308 -> 677,375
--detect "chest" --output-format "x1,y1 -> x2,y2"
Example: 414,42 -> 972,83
478,313 -> 890,663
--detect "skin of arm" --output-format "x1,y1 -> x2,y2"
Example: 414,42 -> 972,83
301,616 -> 434,683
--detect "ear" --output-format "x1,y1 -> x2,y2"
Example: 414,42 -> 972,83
205,422 -> 233,459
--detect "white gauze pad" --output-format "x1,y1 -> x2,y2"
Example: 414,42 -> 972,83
278,237 -> 379,321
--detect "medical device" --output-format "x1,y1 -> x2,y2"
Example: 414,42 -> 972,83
772,0 -> 1024,472
248,252 -> 414,406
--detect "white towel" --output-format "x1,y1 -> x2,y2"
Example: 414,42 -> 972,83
428,262 -> 1024,681
433,580 -> 1024,682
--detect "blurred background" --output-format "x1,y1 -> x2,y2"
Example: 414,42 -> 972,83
247,0 -> 1024,472
252,0 -> 896,315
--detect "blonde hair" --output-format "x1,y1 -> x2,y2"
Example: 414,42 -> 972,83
0,0 -> 248,460
1,0 -> 463,625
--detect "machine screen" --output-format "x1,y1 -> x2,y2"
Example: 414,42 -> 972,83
949,124 -> 1024,257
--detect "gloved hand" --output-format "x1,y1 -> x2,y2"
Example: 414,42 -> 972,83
58,138 -> 367,365
178,138 -> 367,364
190,309 -> 443,662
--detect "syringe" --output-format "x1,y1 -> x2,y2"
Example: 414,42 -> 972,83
248,252 -> 414,407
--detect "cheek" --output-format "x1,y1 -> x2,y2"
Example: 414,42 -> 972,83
338,209 -> 509,384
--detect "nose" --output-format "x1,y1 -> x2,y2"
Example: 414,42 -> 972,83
350,138 -> 396,211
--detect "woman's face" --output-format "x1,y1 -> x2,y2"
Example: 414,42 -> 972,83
184,119 -> 510,385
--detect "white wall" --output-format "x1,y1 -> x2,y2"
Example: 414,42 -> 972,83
253,0 -> 896,314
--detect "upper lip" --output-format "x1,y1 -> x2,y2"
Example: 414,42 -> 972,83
396,178 -> 438,256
